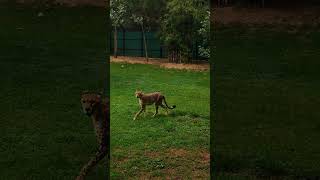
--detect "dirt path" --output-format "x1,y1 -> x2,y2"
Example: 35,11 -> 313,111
110,56 -> 210,71
214,7 -> 320,26
16,0 -> 105,6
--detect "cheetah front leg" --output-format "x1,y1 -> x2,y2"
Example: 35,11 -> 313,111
134,105 -> 145,120
152,105 -> 159,117
76,146 -> 106,180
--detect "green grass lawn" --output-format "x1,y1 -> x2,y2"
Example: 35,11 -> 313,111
110,63 -> 210,179
0,5 -> 108,179
213,25 -> 320,179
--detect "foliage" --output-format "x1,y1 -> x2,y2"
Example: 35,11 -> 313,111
110,0 -> 165,60
110,0 -> 127,27
110,0 -> 209,63
159,0 -> 209,63
124,0 -> 165,60
110,0 -> 129,57
198,10 -> 210,59
126,0 -> 166,30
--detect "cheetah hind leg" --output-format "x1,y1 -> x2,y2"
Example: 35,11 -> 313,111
160,104 -> 168,115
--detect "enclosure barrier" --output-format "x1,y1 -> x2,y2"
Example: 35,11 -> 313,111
110,30 -> 207,61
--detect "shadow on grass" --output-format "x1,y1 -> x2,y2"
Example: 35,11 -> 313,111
162,110 -> 209,120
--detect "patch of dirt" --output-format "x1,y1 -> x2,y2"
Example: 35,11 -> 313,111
115,156 -> 129,164
164,168 -> 177,176
164,148 -> 210,179
110,56 -> 210,71
112,148 -> 132,164
214,7 -> 320,26
199,150 -> 211,164
167,148 -> 189,158
114,148 -> 210,179
144,150 -> 161,158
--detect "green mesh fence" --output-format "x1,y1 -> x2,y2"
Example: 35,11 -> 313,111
110,30 -> 205,60
110,31 -> 168,58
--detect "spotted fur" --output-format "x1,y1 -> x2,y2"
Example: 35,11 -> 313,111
134,90 -> 176,120
76,91 -> 109,180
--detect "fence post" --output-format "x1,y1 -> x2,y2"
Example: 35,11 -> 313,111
195,41 -> 199,60
123,29 -> 126,56
160,46 -> 163,58
109,31 -> 112,54
141,31 -> 144,57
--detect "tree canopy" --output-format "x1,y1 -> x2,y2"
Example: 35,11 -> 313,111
110,0 -> 210,63
160,0 -> 209,62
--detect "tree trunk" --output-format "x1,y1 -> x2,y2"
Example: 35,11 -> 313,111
114,26 -> 118,58
141,24 -> 149,62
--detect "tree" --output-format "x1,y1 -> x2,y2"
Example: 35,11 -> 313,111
160,0 -> 209,63
131,14 -> 149,61
127,0 -> 166,62
110,0 -> 127,58
198,10 -> 210,59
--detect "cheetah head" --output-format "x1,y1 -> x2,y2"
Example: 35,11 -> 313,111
81,91 -> 102,116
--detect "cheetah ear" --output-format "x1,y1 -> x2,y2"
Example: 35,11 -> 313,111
96,91 -> 102,98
